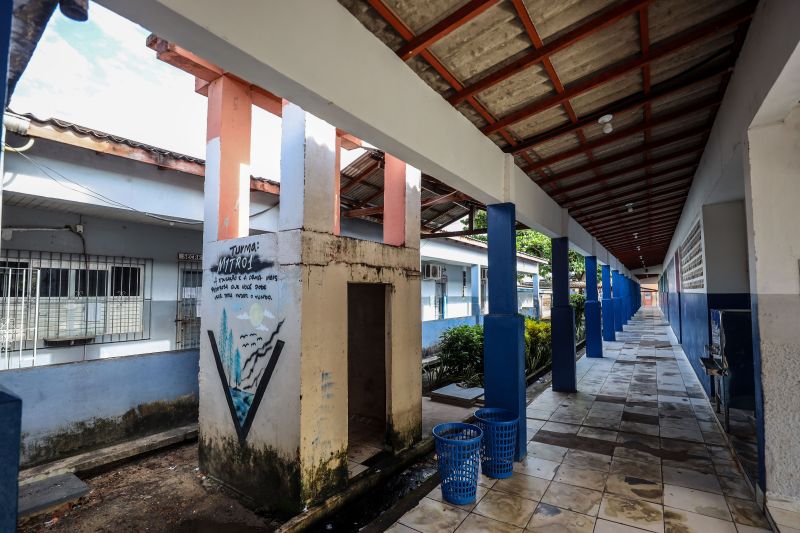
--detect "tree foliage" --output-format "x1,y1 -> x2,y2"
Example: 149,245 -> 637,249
465,210 -> 585,280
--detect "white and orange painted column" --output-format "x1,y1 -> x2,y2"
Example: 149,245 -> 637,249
203,75 -> 252,244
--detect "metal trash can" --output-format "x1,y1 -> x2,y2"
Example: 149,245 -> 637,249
474,407 -> 518,479
432,422 -> 482,505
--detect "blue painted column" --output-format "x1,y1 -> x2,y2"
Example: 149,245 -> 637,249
612,270 -> 623,332
470,264 -> 481,323
0,0 -> 12,242
0,389 -> 21,531
484,203 -> 526,459
622,276 -> 629,321
551,237 -> 576,392
601,265 -> 615,341
584,256 -> 602,357
0,7 -> 18,531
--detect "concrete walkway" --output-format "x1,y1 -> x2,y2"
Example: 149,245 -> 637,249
388,307 -> 772,532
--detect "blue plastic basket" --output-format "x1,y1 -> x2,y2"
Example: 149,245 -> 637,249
432,422 -> 482,505
474,407 -> 518,479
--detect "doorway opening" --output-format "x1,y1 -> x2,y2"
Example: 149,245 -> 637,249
347,283 -> 388,472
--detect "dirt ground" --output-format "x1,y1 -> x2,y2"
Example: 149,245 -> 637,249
18,443 -> 284,533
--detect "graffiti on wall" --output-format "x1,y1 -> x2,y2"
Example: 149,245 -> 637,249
204,236 -> 285,443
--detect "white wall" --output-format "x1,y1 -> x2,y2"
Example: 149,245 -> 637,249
747,103 -> 800,504
3,134 -> 278,232
702,200 -> 750,294
661,0 -> 800,271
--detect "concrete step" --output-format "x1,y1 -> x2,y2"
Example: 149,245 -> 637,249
19,424 -> 198,485
18,473 -> 89,518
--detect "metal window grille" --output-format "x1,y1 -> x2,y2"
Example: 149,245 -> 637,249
176,260 -> 202,349
680,221 -> 705,290
0,250 -> 152,368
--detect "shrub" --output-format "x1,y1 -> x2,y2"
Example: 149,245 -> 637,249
524,318 -> 552,374
438,324 -> 484,387
570,293 -> 586,341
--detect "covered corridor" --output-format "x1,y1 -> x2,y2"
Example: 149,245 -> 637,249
1,0 -> 799,531
391,307 -> 774,532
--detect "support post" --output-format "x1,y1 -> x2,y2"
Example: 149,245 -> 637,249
584,256 -> 602,357
204,75 -> 252,242
470,264 -> 481,322
601,265 -> 615,341
0,0 -> 13,258
0,389 -> 21,531
551,237 -> 576,392
484,203 -> 526,459
612,270 -> 623,332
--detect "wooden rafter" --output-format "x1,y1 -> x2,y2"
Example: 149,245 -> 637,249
397,0 -> 499,60
481,2 -> 754,135
449,0 -> 652,106
550,146 -> 702,197
563,164 -> 696,205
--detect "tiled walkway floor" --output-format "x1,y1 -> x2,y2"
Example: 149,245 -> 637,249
389,307 -> 773,532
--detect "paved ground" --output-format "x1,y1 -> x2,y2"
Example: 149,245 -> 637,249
390,307 -> 773,532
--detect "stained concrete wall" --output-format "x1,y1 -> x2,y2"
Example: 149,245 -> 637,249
747,103 -> 800,503
0,350 -> 199,466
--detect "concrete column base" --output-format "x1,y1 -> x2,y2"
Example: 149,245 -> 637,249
483,313 -> 526,460
585,300 -> 603,358
551,305 -> 577,393
0,388 -> 21,532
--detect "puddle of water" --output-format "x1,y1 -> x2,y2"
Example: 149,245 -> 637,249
308,454 -> 438,532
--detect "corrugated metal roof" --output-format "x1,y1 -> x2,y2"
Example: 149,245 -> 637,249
339,0 -> 756,268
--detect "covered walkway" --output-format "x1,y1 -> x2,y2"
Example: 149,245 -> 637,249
391,307 -> 771,533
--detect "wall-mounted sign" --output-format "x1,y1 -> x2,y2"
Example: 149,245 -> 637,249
178,253 -> 202,261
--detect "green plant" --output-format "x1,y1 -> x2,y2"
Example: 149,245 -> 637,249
570,293 -> 586,342
437,324 -> 484,387
524,318 -> 552,374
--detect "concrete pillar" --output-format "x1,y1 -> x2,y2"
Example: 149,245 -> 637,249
601,265 -> 615,341
470,264 -> 481,322
532,272 -> 540,320
200,102 -> 422,511
484,203 -> 526,459
0,0 -> 13,258
551,237 -> 576,392
0,389 -> 21,532
204,75 -> 252,243
612,270 -> 623,332
584,256 -> 602,358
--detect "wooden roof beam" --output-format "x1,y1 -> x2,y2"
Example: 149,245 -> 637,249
507,62 -> 731,155
563,164 -> 696,205
482,2 -> 755,135
576,193 -> 687,225
397,0 -> 499,60
524,98 -> 719,173
573,183 -> 690,218
549,146 -> 702,197
449,0 -> 652,105
344,192 -> 468,218
569,176 -> 691,212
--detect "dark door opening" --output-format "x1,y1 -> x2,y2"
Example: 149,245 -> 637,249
347,283 -> 388,458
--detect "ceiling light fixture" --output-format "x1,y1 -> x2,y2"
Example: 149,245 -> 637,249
625,202 -> 634,213
598,114 -> 614,134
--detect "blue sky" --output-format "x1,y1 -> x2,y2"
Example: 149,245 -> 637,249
9,3 -> 295,180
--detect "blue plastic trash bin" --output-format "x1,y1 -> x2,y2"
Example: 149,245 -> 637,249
432,422 -> 482,505
474,407 -> 518,479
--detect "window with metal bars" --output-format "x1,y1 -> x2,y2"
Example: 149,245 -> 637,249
0,250 -> 152,360
680,220 -> 705,291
